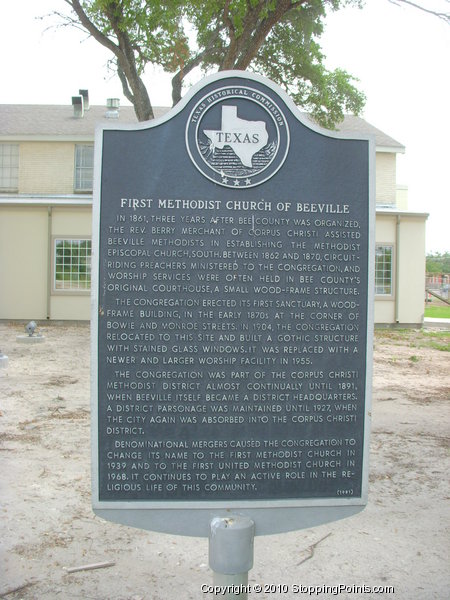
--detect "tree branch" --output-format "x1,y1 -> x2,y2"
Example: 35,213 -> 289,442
63,0 -> 120,56
235,0 -> 306,70
221,0 -> 239,69
297,532 -> 332,566
171,22 -> 223,105
117,64 -> 135,105
387,0 -> 450,23
171,52 -> 204,105
101,1 -> 154,120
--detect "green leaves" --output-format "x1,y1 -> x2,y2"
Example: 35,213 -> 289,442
426,252 -> 450,274
64,0 -> 366,125
297,68 -> 366,129
74,0 -> 188,72
252,3 -> 365,127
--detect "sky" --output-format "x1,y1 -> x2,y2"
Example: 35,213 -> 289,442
1,0 -> 449,253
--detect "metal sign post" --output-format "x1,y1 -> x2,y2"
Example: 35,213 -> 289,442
91,70 -> 374,581
209,516 -> 255,599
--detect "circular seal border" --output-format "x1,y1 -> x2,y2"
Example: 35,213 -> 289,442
186,85 -> 290,189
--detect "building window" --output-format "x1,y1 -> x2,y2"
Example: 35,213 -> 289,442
74,144 -> 94,192
375,245 -> 393,296
0,143 -> 19,191
54,238 -> 91,292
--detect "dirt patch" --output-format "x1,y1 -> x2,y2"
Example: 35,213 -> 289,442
44,376 -> 80,387
0,323 -> 449,599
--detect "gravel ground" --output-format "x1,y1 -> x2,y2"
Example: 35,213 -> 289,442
1,323 -> 449,599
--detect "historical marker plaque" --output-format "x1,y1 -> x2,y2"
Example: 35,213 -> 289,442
91,72 -> 374,536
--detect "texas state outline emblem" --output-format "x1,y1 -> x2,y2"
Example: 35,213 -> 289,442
185,85 -> 290,189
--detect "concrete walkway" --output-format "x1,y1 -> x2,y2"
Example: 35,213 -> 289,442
423,317 -> 450,330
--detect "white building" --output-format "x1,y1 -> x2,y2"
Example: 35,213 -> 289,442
0,100 -> 427,326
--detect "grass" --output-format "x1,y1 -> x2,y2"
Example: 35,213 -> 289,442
424,305 -> 450,319
375,329 -> 450,352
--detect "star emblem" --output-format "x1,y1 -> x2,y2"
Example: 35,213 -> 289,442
245,178 -> 252,186
234,179 -> 240,186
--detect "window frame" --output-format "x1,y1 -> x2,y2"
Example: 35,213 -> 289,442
52,236 -> 92,295
74,144 -> 94,193
375,243 -> 395,298
0,143 -> 19,192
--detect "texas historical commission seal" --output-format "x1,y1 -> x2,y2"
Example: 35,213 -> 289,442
186,85 -> 290,189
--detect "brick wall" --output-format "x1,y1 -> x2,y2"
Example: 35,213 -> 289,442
19,142 -> 75,194
375,152 -> 397,206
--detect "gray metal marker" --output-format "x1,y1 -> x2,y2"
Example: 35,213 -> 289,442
91,69 -> 375,587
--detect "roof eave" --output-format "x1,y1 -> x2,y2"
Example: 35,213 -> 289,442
0,135 -> 95,142
376,208 -> 429,219
1,135 -> 407,154
376,145 -> 405,154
